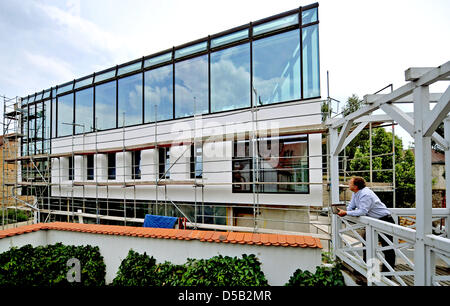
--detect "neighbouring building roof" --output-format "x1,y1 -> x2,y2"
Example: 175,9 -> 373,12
0,222 -> 322,249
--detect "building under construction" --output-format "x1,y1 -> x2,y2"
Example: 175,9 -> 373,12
2,3 -> 332,236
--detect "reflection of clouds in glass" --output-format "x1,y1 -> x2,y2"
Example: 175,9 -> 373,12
118,74 -> 142,126
144,65 -> 173,122
253,29 -> 300,104
210,45 -> 250,112
95,82 -> 116,130
175,55 -> 208,118
58,94 -> 73,136
76,89 -> 93,133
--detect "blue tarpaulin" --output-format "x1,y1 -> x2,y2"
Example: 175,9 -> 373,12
143,214 -> 178,229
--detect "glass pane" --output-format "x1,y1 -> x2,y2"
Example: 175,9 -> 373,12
95,81 -> 116,131
211,43 -> 250,112
232,140 -> 252,192
35,103 -> 43,153
253,14 -> 298,36
118,73 -> 143,127
75,87 -> 94,134
36,93 -> 43,101
144,52 -> 172,68
57,93 -> 73,137
302,24 -> 320,98
302,7 -> 318,25
211,29 -> 249,48
29,95 -> 35,103
51,98 -> 57,138
144,65 -> 173,122
253,29 -> 301,105
175,55 -> 208,118
175,42 -> 207,59
118,62 -> 142,76
74,77 -> 93,89
57,83 -> 74,95
95,69 -> 116,83
43,100 -> 51,152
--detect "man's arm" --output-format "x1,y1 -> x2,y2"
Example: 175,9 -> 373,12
346,194 -> 372,217
346,193 -> 356,211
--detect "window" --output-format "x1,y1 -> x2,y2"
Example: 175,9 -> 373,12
132,150 -> 141,180
232,139 -> 253,192
118,73 -> 143,127
43,100 -> 51,153
68,156 -> 74,181
252,29 -> 301,105
107,153 -> 116,180
210,43 -> 250,113
190,144 -> 203,179
175,55 -> 209,118
57,93 -> 74,137
87,155 -> 94,180
232,135 -> 309,193
75,87 -> 94,134
95,81 -> 116,131
144,65 -> 173,122
302,24 -> 320,98
158,147 -> 170,179
51,97 -> 57,138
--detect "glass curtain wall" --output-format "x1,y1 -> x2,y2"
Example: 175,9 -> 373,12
175,55 -> 209,118
302,24 -> 320,98
144,65 -> 173,122
210,43 -> 250,112
57,93 -> 74,137
75,87 -> 94,134
118,73 -> 143,127
95,81 -> 116,131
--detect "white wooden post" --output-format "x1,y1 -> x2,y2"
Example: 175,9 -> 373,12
413,85 -> 433,286
444,116 -> 450,239
330,127 -> 341,256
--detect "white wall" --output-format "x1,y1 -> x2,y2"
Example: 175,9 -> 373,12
0,230 -> 322,285
50,99 -> 323,206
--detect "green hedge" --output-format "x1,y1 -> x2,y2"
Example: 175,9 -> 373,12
284,264 -> 345,286
0,243 -> 106,286
112,250 -> 268,286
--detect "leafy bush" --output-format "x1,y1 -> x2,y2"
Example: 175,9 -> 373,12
111,250 -> 268,286
0,243 -> 106,286
285,264 -> 345,287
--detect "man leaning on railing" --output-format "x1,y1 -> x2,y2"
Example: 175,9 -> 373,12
337,176 -> 396,272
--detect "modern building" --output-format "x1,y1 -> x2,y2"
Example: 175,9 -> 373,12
5,3 -> 325,234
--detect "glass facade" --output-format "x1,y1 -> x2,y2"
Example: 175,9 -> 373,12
210,43 -> 250,112
118,73 -> 143,127
95,81 -> 116,131
57,93 -> 74,137
144,65 -> 173,122
253,29 -> 301,105
175,55 -> 209,118
21,4 -> 320,146
75,87 -> 94,134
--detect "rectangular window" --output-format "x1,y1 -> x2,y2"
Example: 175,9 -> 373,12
51,98 -> 57,138
144,65 -> 173,122
43,100 -> 51,153
75,87 -> 94,134
87,155 -> 94,180
190,144 -> 203,179
232,135 -> 309,193
95,81 -> 116,131
107,153 -> 116,180
232,139 -> 253,192
57,93 -> 74,137
132,150 -> 141,180
252,29 -> 301,105
118,73 -> 143,127
158,147 -> 170,179
253,14 -> 298,36
302,24 -> 320,98
175,55 -> 209,118
68,156 -> 74,181
210,43 -> 250,113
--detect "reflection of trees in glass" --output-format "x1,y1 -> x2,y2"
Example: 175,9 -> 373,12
75,87 -> 93,134
95,81 -> 116,131
175,55 -> 208,118
211,43 -> 250,112
144,65 -> 173,122
253,29 -> 301,105
118,73 -> 143,127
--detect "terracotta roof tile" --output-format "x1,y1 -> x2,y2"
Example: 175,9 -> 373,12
0,222 -> 322,249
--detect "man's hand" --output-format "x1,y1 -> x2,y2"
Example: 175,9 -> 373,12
337,208 -> 347,217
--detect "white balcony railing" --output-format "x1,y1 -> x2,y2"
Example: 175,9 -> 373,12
332,208 -> 450,286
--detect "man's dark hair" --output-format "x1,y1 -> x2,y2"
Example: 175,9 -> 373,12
351,176 -> 366,190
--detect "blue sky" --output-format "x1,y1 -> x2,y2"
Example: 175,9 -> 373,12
0,0 -> 449,146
